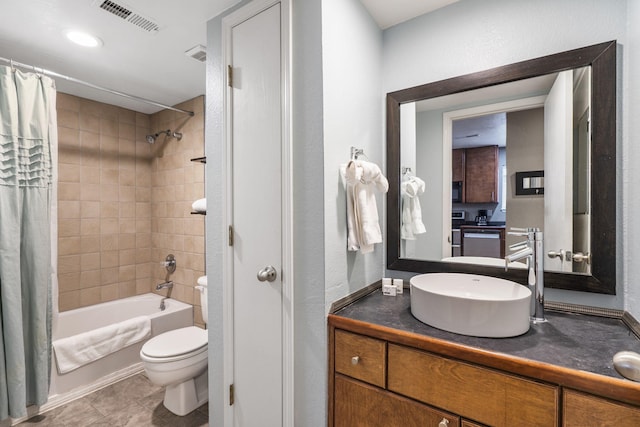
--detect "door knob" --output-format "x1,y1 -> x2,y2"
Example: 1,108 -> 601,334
547,250 -> 571,261
572,252 -> 592,264
257,265 -> 277,282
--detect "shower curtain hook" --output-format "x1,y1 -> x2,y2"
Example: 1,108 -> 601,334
9,59 -> 15,72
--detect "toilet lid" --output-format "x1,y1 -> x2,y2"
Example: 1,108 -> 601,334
141,326 -> 207,358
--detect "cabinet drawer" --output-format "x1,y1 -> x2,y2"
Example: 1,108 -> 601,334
335,329 -> 386,388
563,389 -> 640,426
387,344 -> 558,427
335,374 -> 459,427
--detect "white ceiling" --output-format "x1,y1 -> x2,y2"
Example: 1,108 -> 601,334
359,0 -> 458,29
0,0 -> 240,113
0,0 -> 454,114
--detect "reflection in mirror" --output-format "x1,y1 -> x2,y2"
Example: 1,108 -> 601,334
399,68 -> 591,275
387,41 -> 616,294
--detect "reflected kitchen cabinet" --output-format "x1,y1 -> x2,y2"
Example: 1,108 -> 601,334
465,145 -> 498,203
452,148 -> 465,183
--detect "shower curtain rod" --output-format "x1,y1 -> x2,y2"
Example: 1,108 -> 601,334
0,56 -> 194,116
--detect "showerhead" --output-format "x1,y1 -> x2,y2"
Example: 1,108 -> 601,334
145,129 -> 183,144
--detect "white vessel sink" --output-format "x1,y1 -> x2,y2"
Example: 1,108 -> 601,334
410,273 -> 531,338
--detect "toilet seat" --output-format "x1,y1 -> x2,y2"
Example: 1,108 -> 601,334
141,326 -> 207,363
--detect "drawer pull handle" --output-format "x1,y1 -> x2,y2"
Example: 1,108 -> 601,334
438,419 -> 449,427
351,356 -> 360,365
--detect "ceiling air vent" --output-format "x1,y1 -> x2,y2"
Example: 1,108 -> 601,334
185,45 -> 207,63
95,0 -> 160,33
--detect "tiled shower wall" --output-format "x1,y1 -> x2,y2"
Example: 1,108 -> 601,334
56,94 -> 205,326
150,97 -> 206,327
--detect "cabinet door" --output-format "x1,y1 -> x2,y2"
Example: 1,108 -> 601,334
452,148 -> 465,183
564,389 -> 640,426
387,344 -> 558,427
334,329 -> 386,388
335,374 -> 459,427
465,145 -> 498,203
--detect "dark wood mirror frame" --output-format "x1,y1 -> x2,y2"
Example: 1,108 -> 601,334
386,40 -> 616,294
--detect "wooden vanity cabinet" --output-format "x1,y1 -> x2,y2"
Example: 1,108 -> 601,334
563,389 -> 640,426
464,145 -> 498,203
330,326 -> 558,427
335,375 -> 460,427
388,344 -> 558,427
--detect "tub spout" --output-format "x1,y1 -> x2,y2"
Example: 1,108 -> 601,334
156,281 -> 173,291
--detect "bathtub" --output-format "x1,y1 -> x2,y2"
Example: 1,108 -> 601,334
48,293 -> 193,397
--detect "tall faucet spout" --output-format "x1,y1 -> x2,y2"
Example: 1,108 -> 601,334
156,281 -> 173,291
505,227 -> 546,323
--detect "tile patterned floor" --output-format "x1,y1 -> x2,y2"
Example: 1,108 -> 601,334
19,374 -> 208,427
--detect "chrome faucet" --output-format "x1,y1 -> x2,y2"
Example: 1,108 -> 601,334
156,280 -> 174,291
505,227 -> 546,323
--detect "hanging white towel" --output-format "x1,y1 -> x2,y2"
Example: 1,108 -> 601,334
401,176 -> 426,240
192,198 -> 206,213
341,159 -> 388,254
52,315 -> 151,374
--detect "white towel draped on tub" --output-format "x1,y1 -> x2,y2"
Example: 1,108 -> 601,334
52,315 -> 151,374
340,160 -> 389,254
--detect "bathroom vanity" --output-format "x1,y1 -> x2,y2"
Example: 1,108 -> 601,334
328,290 -> 640,426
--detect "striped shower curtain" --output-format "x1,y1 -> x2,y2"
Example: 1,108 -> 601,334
0,65 -> 57,421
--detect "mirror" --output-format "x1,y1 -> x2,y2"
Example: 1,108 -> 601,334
387,41 -> 616,294
400,67 -> 590,275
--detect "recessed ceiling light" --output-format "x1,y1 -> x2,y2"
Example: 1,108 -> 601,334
64,30 -> 103,48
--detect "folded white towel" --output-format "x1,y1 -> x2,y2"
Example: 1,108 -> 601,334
53,315 -> 151,374
192,198 -> 206,213
197,275 -> 207,287
340,160 -> 388,254
401,176 -> 426,240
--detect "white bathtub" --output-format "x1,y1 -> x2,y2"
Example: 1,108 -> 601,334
49,293 -> 193,397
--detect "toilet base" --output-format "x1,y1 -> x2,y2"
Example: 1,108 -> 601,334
163,369 -> 208,416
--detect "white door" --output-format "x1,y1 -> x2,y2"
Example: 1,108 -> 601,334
544,71 -> 573,272
229,3 -> 283,426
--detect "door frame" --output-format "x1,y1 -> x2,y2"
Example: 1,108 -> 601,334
221,0 -> 293,425
441,95 -> 547,257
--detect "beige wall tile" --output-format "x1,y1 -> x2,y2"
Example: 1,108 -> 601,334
59,182 -> 80,200
81,218 -> 101,235
81,252 -> 101,271
59,201 -> 81,219
81,270 -> 101,288
80,287 -> 101,307
58,272 -> 81,292
59,237 -> 82,256
59,164 -> 80,182
57,95 -> 204,316
59,291 -> 80,311
119,233 -> 136,250
101,284 -> 119,303
57,93 -> 80,111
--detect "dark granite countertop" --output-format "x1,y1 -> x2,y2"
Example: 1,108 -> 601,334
333,290 -> 640,381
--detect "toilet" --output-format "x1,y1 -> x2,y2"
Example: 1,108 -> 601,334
140,276 -> 208,416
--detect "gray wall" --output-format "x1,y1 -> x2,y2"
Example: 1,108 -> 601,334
322,0 -> 384,311
505,108 -> 544,249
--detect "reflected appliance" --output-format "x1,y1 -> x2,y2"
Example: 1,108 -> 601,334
452,181 -> 463,203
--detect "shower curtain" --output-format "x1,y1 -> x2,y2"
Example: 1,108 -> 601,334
0,65 -> 57,421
